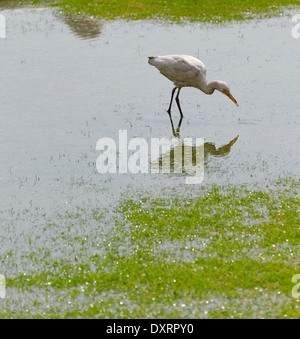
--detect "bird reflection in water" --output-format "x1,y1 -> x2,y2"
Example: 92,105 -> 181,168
54,11 -> 102,40
153,113 -> 239,177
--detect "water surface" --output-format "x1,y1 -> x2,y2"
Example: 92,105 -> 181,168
0,5 -> 299,313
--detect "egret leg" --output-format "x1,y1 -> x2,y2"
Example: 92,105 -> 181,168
175,88 -> 183,117
168,110 -> 183,138
167,87 -> 177,115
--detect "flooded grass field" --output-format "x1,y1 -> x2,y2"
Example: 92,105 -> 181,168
0,1 -> 299,318
54,0 -> 300,22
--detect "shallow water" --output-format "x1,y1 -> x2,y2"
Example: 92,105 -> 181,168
0,7 -> 299,207
0,5 -> 299,313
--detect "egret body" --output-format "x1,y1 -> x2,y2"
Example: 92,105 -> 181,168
148,54 -> 238,117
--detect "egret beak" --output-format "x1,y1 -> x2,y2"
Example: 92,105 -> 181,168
223,90 -> 239,107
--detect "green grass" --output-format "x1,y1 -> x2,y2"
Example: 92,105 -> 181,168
51,0 -> 300,22
1,178 -> 299,318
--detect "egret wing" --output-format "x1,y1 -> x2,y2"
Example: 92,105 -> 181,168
152,55 -> 207,87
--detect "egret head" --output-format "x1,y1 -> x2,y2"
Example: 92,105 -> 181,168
214,81 -> 239,107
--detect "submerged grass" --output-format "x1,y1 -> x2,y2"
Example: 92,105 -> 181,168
51,0 -> 300,22
1,178 -> 299,318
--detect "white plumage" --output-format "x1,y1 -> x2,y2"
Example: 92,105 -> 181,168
148,54 -> 238,116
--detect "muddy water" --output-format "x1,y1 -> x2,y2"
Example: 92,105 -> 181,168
0,5 -> 299,293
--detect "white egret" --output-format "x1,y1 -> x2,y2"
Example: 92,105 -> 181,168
148,54 -> 238,117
